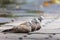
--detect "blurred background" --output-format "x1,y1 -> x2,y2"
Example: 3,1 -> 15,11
0,0 -> 60,25
0,0 -> 60,16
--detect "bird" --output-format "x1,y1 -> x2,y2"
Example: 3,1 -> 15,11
2,17 -> 43,33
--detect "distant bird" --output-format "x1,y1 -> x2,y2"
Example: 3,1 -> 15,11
2,17 -> 43,33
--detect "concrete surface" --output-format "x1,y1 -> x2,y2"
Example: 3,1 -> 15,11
0,16 -> 60,40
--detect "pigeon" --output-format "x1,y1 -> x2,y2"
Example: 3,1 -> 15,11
2,17 -> 43,33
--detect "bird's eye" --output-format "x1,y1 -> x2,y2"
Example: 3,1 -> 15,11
38,18 -> 42,22
38,17 -> 43,22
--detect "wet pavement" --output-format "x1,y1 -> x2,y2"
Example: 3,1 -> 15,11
0,15 -> 60,40
0,30 -> 60,40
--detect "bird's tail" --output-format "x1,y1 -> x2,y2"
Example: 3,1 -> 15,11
2,29 -> 13,32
